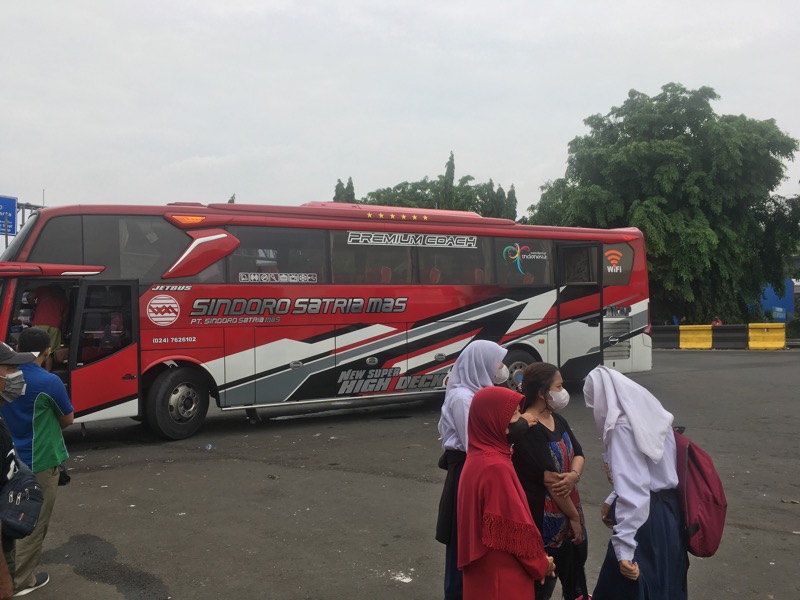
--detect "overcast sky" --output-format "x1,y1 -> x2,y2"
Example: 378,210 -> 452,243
2,1 -> 798,218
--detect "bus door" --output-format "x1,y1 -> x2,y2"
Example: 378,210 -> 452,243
69,280 -> 140,422
550,242 -> 604,383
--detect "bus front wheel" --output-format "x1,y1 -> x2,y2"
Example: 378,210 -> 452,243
503,349 -> 538,391
146,368 -> 210,440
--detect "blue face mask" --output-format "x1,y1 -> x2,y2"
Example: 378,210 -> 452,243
0,370 -> 26,402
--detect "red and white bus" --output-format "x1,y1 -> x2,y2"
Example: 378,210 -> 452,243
0,202 -> 651,439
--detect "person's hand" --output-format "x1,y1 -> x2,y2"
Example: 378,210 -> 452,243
539,555 -> 556,583
569,517 -> 584,545
619,560 -> 639,580
550,470 -> 578,497
519,407 -> 538,427
600,502 -> 613,529
0,575 -> 12,600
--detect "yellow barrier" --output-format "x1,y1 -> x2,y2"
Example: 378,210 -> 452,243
748,323 -> 786,350
679,325 -> 712,349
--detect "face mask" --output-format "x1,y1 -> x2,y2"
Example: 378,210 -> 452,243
0,371 -> 26,403
492,364 -> 510,385
548,388 -> 570,411
506,417 -> 529,445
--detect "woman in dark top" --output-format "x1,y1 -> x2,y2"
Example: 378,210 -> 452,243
512,362 -> 589,600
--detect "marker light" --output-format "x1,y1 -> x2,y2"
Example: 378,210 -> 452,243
172,215 -> 206,224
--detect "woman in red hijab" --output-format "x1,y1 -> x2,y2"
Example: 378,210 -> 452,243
457,386 -> 555,599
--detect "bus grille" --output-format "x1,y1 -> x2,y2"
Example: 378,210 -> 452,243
604,321 -> 631,360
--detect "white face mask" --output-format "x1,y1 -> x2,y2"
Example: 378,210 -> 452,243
0,370 -> 26,403
492,364 -> 510,385
548,388 -> 570,411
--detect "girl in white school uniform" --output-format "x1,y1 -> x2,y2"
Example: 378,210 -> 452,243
583,366 -> 688,600
436,340 -> 511,600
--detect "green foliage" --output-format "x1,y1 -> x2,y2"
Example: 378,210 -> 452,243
787,317 -> 800,338
440,152 -> 456,210
529,83 -> 800,323
333,179 -> 347,203
345,177 -> 356,203
228,194 -> 236,204
363,177 -> 438,208
337,153 -> 519,219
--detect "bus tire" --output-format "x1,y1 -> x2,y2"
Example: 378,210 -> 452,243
146,368 -> 209,440
503,349 -> 538,391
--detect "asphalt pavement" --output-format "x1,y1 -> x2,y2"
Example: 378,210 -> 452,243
23,349 -> 800,599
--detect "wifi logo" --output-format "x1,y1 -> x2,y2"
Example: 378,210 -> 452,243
604,249 -> 623,268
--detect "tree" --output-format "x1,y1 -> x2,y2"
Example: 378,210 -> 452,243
476,182 -> 505,218
455,175 -> 477,212
363,178 -> 436,208
351,153 -> 518,219
505,185 -> 519,221
333,179 -> 347,203
228,194 -> 236,204
440,152 -> 456,210
528,83 -> 800,323
345,177 -> 356,203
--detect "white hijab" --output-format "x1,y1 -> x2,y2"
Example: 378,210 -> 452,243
446,340 -> 507,396
583,365 -> 674,463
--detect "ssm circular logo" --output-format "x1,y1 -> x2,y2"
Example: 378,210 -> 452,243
147,295 -> 180,326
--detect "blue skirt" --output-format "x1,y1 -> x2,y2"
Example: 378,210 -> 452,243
592,489 -> 688,600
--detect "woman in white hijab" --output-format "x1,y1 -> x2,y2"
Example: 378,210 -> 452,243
583,366 -> 688,600
436,340 -> 511,600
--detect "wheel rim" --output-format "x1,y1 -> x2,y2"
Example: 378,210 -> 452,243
506,360 -> 528,391
167,383 -> 200,424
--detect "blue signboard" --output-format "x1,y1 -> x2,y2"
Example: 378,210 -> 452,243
0,196 -> 17,235
760,277 -> 795,322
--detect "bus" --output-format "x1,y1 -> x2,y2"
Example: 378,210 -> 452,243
0,202 -> 651,439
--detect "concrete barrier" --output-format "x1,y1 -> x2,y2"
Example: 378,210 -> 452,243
711,324 -> 749,349
747,323 -> 786,350
651,326 -> 680,349
680,325 -> 712,349
650,323 -> 785,350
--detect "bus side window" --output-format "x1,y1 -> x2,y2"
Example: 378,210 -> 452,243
418,239 -> 491,285
495,238 -> 553,287
77,285 -> 132,365
328,231 -> 355,284
418,249 -> 444,285
363,247 -> 410,285
562,246 -> 597,284
228,253 -> 258,280
228,225 -> 327,284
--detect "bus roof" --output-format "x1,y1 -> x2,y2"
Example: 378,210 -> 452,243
28,202 -> 643,240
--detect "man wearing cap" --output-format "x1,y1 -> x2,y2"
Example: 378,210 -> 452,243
0,328 -> 74,597
0,342 -> 36,600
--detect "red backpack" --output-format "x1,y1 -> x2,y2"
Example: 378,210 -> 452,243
673,431 -> 727,557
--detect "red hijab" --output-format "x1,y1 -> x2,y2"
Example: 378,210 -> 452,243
457,386 -> 549,574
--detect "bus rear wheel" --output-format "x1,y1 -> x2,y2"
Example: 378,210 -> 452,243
146,368 -> 210,440
503,349 -> 538,391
